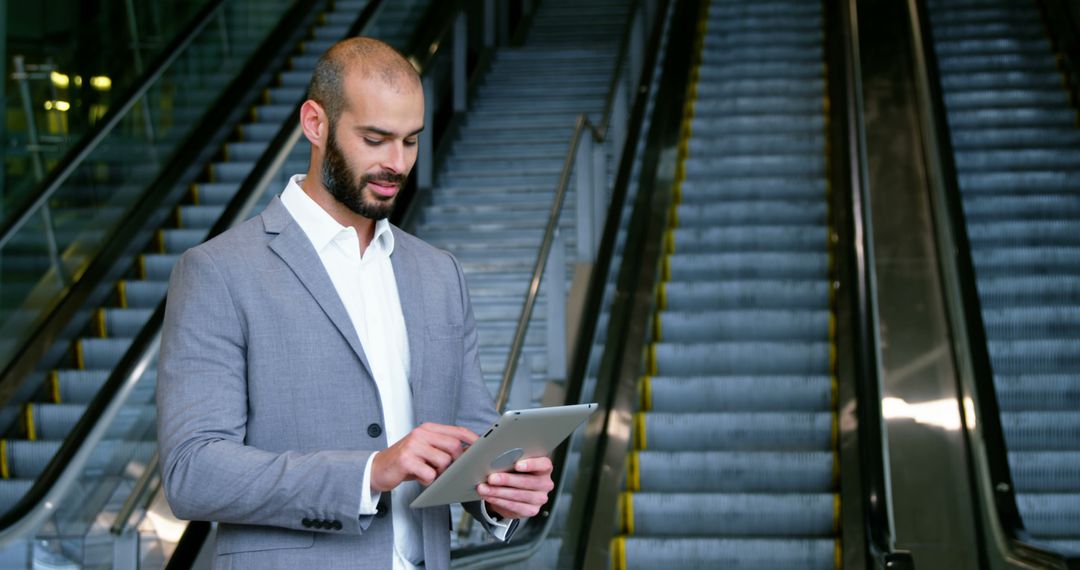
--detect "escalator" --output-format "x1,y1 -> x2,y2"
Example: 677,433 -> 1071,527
922,0 -> 1080,557
0,1 -> 432,566
607,0 -> 847,567
0,0 -> 294,352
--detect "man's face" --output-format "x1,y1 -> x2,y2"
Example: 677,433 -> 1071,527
321,73 -> 424,220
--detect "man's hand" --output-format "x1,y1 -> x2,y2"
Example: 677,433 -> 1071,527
476,457 -> 554,519
371,423 -> 478,493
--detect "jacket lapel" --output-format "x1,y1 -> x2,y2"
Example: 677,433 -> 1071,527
262,198 -> 375,381
390,227 -> 429,422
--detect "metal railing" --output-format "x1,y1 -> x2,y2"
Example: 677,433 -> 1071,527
907,0 -> 1079,567
835,0 -> 913,566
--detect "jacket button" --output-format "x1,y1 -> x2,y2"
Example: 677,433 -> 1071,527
332,520 -> 343,530
367,423 -> 382,438
302,518 -> 313,528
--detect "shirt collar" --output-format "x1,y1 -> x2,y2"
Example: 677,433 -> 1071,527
280,174 -> 395,257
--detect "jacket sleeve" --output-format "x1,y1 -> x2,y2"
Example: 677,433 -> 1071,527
156,247 -> 374,535
446,251 -> 523,542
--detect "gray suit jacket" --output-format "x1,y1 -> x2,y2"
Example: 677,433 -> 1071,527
157,197 -> 511,569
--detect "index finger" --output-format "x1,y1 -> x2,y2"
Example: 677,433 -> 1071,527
419,423 -> 480,445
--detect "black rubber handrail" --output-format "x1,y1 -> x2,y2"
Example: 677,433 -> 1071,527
910,0 -> 1079,567
0,0 -> 225,249
829,0 -> 913,567
0,0 -> 330,540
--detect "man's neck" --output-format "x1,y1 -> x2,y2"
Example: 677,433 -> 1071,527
301,174 -> 376,254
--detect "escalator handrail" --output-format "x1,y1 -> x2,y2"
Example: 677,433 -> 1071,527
0,0 -> 226,251
0,0 -> 334,545
834,0 -> 914,567
907,0 -> 1079,566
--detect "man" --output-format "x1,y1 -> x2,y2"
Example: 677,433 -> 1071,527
157,37 -> 553,569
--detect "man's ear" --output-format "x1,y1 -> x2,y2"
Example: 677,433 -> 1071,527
300,100 -> 327,149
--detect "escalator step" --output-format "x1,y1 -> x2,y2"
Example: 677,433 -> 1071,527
660,280 -> 830,310
647,376 -> 832,412
999,411 -> 1080,450
666,252 -> 828,281
635,451 -> 834,492
996,375 -> 1080,411
638,412 -> 833,451
616,537 -> 835,570
655,310 -> 829,342
623,493 -> 835,536
674,201 -> 827,226
1009,451 -> 1080,492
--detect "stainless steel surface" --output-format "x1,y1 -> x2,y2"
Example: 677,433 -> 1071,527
857,0 -> 981,567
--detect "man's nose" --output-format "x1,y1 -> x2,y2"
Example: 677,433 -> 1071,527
383,142 -> 407,173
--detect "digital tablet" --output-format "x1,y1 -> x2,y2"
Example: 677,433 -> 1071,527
410,403 -> 597,508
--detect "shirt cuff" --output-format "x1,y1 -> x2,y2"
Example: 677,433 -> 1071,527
359,452 -> 381,516
479,501 -> 514,541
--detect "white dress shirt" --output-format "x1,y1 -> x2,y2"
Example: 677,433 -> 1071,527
280,176 -> 508,569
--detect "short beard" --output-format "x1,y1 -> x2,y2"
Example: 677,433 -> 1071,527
321,126 -> 406,221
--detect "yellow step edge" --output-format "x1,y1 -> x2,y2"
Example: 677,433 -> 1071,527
49,370 -> 61,404
645,344 -> 658,376
663,229 -> 676,254
93,308 -> 107,338
833,450 -> 841,490
639,375 -> 652,411
626,451 -> 640,492
831,375 -> 839,409
662,254 -> 672,282
174,207 -> 184,228
138,255 -> 147,280
24,405 -> 36,441
611,536 -> 627,570
835,538 -> 843,570
190,184 -> 201,206
655,282 -> 667,311
630,412 -> 639,451
154,229 -> 165,254
0,439 -> 8,479
117,280 -> 128,309
208,163 -> 215,183
620,491 -> 635,535
668,206 -> 679,229
833,493 -> 841,534
672,179 -> 683,204
652,311 -> 663,342
74,339 -> 85,370
828,314 -> 836,343
831,414 -> 839,450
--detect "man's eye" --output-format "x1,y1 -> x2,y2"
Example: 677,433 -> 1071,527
404,138 -> 418,147
363,138 -> 383,147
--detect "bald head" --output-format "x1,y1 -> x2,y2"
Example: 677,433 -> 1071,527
307,37 -> 421,127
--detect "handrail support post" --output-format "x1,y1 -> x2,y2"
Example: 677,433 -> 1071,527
546,230 -> 567,383
484,0 -> 497,48
453,13 -> 468,112
591,143 -> 606,256
575,131 -> 594,262
419,75 -> 435,190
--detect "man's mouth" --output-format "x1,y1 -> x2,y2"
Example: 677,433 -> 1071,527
367,179 -> 399,198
